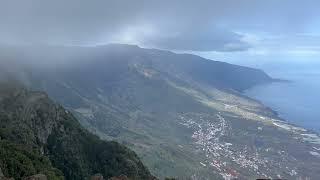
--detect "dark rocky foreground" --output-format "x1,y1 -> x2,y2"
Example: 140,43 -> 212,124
0,81 -> 154,180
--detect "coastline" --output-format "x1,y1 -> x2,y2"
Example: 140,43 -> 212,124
243,80 -> 320,135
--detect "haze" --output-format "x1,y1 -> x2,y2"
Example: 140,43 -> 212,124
0,0 -> 319,61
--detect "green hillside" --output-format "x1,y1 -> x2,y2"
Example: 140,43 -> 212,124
0,81 -> 154,180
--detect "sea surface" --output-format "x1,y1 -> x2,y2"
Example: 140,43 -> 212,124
245,68 -> 320,133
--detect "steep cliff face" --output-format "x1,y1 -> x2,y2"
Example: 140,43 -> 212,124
0,81 -> 154,180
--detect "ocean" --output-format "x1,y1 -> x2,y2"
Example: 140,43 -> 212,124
245,67 -> 320,133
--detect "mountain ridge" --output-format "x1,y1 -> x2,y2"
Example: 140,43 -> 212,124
1,44 -> 273,92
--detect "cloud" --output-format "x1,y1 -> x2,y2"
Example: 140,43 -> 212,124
140,27 -> 251,52
0,0 -> 319,52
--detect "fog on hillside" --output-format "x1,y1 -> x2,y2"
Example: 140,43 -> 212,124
0,1 -> 319,180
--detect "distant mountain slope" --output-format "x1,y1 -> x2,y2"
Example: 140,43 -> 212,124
0,44 -> 272,91
1,44 -> 320,179
0,80 -> 154,180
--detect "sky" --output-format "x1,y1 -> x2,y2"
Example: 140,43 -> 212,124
1,0 -> 320,64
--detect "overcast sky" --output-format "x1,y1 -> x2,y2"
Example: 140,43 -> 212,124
1,0 -> 320,63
